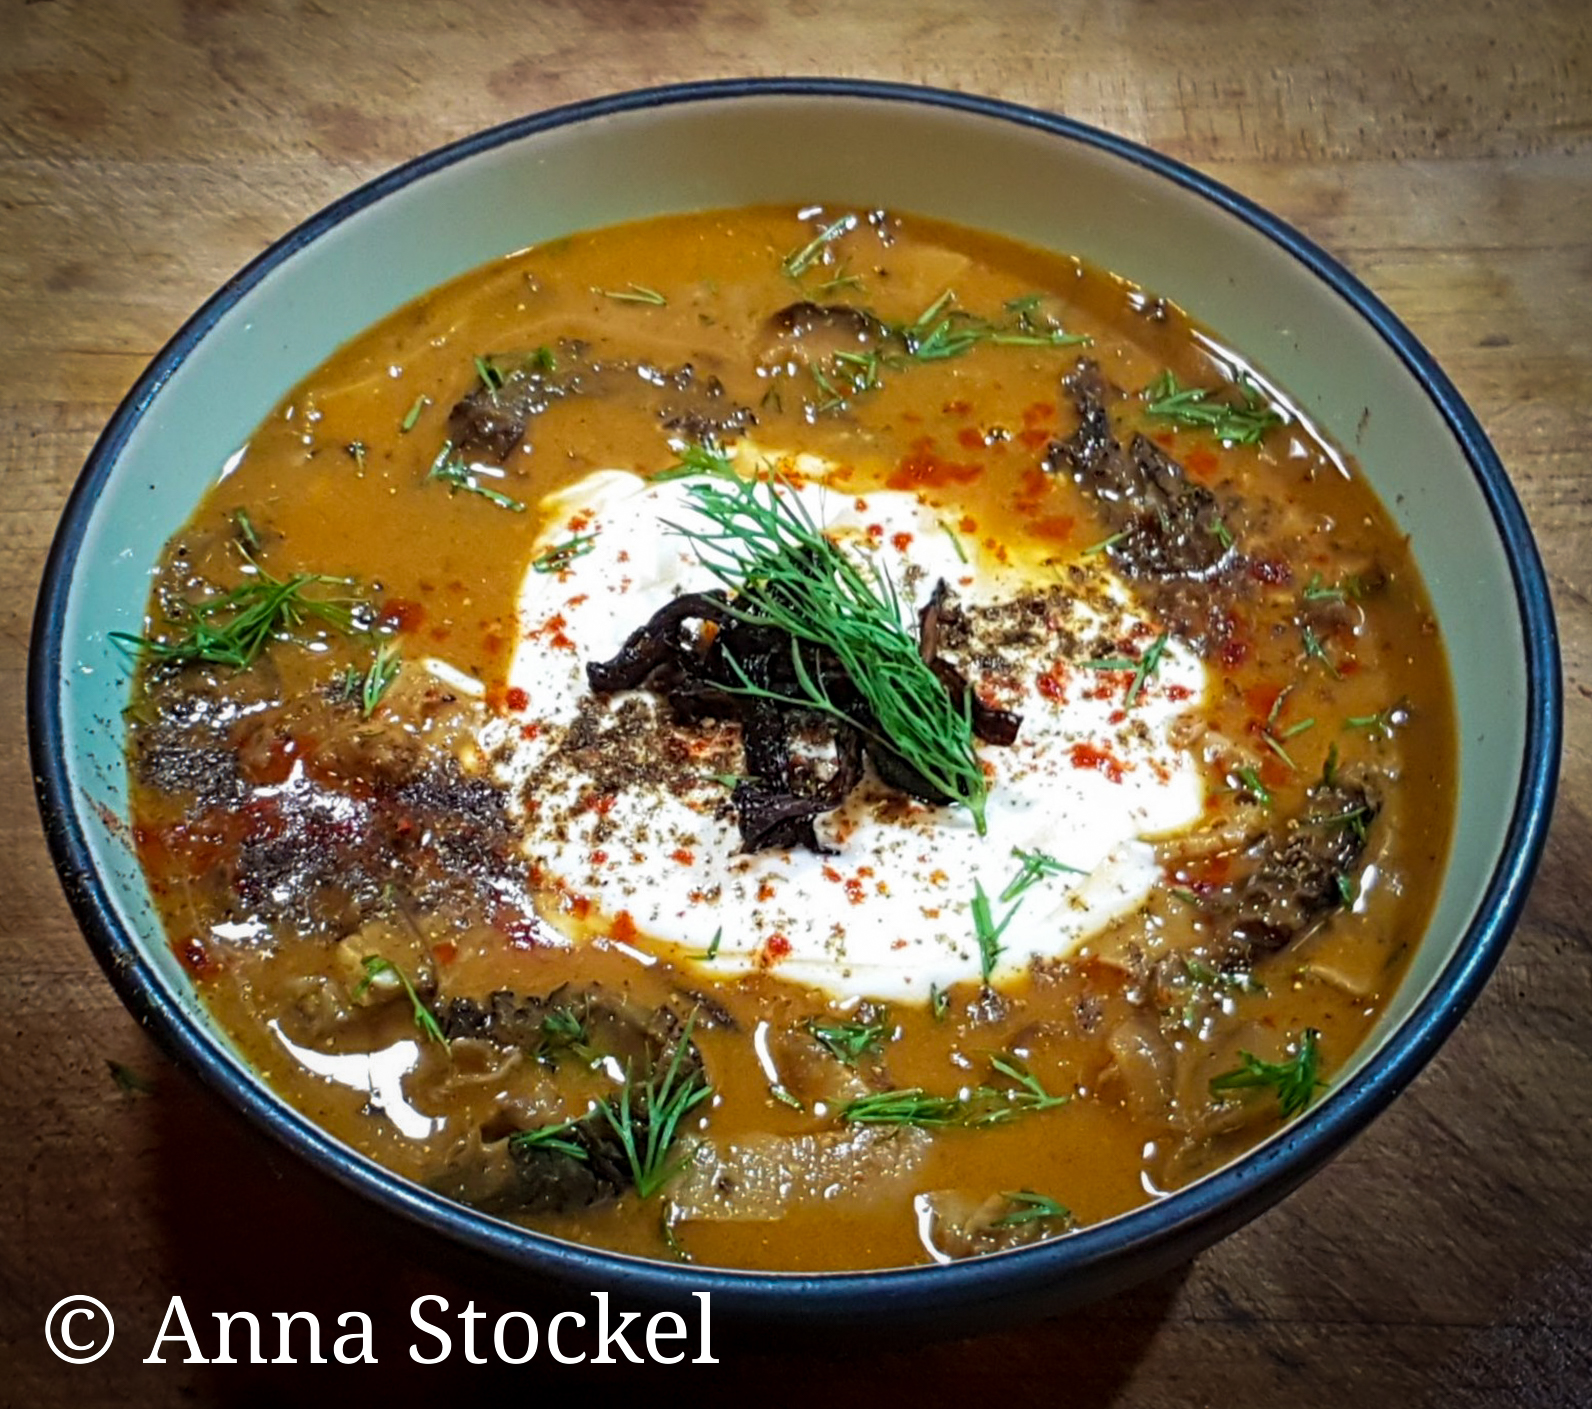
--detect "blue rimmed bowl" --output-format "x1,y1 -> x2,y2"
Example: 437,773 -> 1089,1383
29,78 -> 1561,1329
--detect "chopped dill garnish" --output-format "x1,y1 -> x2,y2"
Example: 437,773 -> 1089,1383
813,265 -> 864,295
807,1014 -> 889,1066
597,1014 -> 711,1199
705,926 -> 723,960
509,1119 -> 588,1162
781,214 -> 858,278
896,288 -> 1090,363
992,1190 -> 1073,1228
1081,530 -> 1126,557
426,443 -> 527,512
1124,631 -> 1170,707
400,394 -> 430,433
1303,571 -> 1366,602
649,442 -> 741,482
660,1203 -> 693,1262
929,983 -> 949,1022
1278,716 -> 1317,739
1234,766 -> 1272,805
1260,732 -> 1298,770
770,1083 -> 806,1111
668,473 -> 989,832
940,520 -> 969,562
971,878 -> 1017,983
352,956 -> 446,1046
1143,369 -> 1282,445
530,532 -> 599,573
1209,1028 -> 1323,1118
531,345 -> 558,372
1346,703 -> 1406,737
360,638 -> 401,716
111,570 -> 362,671
473,353 -> 504,396
840,1088 -> 967,1128
231,508 -> 261,551
981,1054 -> 1069,1116
1211,518 -> 1235,550
601,283 -> 667,306
1300,622 -> 1341,678
999,847 -> 1084,903
107,1059 -> 155,1095
840,1054 -> 1068,1129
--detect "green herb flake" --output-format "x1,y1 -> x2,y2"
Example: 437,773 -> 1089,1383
352,956 -> 447,1047
400,394 -> 431,433
530,532 -> 599,573
360,639 -> 401,717
807,1015 -> 889,1066
1209,1028 -> 1324,1119
992,1189 -> 1073,1229
782,214 -> 858,278
999,847 -> 1084,903
971,878 -> 1017,984
1234,766 -> 1272,806
1143,369 -> 1282,445
1301,623 -> 1342,678
509,1119 -> 589,1162
601,283 -> 667,306
1124,631 -> 1171,707
426,443 -> 527,513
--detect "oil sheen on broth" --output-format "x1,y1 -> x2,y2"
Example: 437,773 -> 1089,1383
123,206 -> 1456,1271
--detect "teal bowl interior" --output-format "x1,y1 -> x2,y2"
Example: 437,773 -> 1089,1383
30,80 -> 1560,1326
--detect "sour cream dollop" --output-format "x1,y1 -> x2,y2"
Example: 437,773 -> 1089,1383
482,460 -> 1206,1003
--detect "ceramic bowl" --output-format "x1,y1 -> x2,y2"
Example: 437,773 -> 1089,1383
30,79 -> 1561,1329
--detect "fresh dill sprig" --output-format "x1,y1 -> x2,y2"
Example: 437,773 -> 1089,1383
1209,1028 -> 1323,1118
992,1190 -> 1073,1229
601,283 -> 667,305
352,956 -> 446,1046
896,288 -> 1090,364
971,878 -> 1017,983
999,847 -> 1084,903
1083,632 -> 1170,706
979,1054 -> 1070,1117
668,474 -> 989,832
807,1014 -> 889,1066
840,1055 -> 1068,1129
781,214 -> 858,278
839,1088 -> 968,1128
508,1119 -> 589,1162
360,639 -> 401,716
530,532 -> 599,573
111,570 -> 362,671
1143,369 -> 1282,445
231,508 -> 261,551
473,354 -> 505,398
597,1014 -> 711,1200
426,443 -> 527,512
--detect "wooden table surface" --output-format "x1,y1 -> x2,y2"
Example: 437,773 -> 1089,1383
4,2 -> 1589,1403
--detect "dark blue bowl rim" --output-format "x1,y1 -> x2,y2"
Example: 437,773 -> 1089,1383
29,77 -> 1562,1318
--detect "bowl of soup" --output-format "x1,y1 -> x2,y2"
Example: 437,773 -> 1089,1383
29,79 -> 1560,1327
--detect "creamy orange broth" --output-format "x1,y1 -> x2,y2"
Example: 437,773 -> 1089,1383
124,207 -> 1455,1270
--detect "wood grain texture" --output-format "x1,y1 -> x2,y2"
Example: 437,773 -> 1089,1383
3,1 -> 1588,1403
